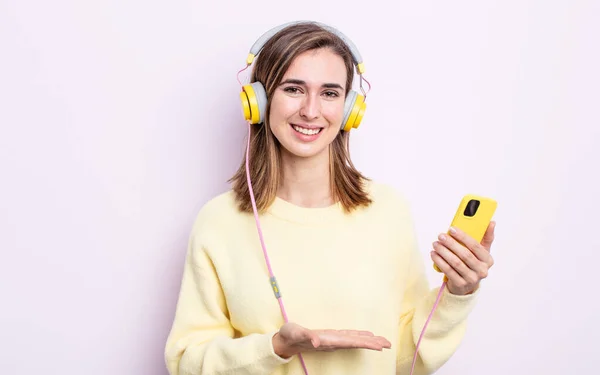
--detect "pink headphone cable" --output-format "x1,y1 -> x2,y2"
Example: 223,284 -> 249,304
244,121 -> 446,375
244,122 -> 310,374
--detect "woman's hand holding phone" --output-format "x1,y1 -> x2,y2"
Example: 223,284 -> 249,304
430,221 -> 496,295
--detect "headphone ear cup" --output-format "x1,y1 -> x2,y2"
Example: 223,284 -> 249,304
341,90 -> 366,131
240,82 -> 267,124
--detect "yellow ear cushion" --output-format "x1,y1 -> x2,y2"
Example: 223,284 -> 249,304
353,101 -> 366,129
241,84 -> 260,124
342,95 -> 366,131
240,91 -> 251,121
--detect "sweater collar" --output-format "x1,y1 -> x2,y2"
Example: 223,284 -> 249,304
266,195 -> 346,225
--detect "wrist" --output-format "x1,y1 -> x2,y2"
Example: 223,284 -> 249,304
447,282 -> 479,296
272,332 -> 295,359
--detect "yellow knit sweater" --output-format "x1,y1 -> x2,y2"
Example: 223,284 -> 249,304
164,181 -> 479,374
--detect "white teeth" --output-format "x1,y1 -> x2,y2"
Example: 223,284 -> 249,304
292,125 -> 321,135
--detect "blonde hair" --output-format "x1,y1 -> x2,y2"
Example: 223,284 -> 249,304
229,22 -> 372,213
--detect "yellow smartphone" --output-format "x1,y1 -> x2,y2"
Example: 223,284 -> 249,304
433,194 -> 497,273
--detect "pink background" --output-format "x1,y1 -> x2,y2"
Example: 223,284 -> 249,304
1,1 -> 598,374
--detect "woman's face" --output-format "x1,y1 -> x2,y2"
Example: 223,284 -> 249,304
268,48 -> 347,161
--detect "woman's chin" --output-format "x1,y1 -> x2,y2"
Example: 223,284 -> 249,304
281,142 -> 328,160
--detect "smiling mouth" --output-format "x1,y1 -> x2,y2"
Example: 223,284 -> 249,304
291,124 -> 323,135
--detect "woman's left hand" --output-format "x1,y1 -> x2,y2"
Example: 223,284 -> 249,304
430,221 -> 496,295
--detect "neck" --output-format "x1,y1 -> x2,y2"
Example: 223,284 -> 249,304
277,148 -> 333,208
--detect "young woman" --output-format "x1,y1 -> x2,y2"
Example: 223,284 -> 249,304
164,21 -> 496,375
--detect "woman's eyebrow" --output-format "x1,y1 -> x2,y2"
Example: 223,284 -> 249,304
280,78 -> 343,90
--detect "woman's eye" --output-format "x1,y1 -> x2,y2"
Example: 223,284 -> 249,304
284,87 -> 301,94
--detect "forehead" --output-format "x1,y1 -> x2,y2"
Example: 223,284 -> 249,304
283,48 -> 347,86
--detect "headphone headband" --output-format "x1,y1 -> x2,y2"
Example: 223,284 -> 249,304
245,21 -> 365,75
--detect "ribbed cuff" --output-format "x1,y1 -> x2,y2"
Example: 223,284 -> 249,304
435,284 -> 480,323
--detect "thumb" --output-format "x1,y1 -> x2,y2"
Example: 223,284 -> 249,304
481,221 -> 496,250
300,328 -> 320,348
309,332 -> 321,348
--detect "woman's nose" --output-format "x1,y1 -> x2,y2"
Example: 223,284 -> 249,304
299,94 -> 321,120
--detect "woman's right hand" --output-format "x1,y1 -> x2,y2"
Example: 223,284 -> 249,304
272,322 -> 391,359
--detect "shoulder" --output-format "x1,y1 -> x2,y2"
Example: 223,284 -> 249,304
364,180 -> 412,212
360,179 -> 417,230
189,189 -> 245,239
197,189 -> 239,219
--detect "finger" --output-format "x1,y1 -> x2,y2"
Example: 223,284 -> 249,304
346,332 -> 390,348
480,221 -> 496,251
447,226 -> 493,265
320,331 -> 386,351
374,336 -> 392,348
366,336 -> 391,350
431,250 -> 470,287
310,335 -> 321,349
339,330 -> 374,337
357,330 -> 375,337
432,241 -> 478,282
294,327 -> 321,348
350,337 -> 386,351
309,332 -> 320,348
351,334 -> 391,348
436,234 -> 482,271
347,333 -> 390,350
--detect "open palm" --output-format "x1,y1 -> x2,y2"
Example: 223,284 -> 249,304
273,322 -> 391,358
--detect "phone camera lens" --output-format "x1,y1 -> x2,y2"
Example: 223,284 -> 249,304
464,199 -> 480,217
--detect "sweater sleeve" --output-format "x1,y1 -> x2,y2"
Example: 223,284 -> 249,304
164,229 -> 292,375
393,193 -> 479,374
395,249 -> 479,374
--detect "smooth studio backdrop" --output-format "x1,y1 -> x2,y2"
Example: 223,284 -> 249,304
1,0 -> 599,374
